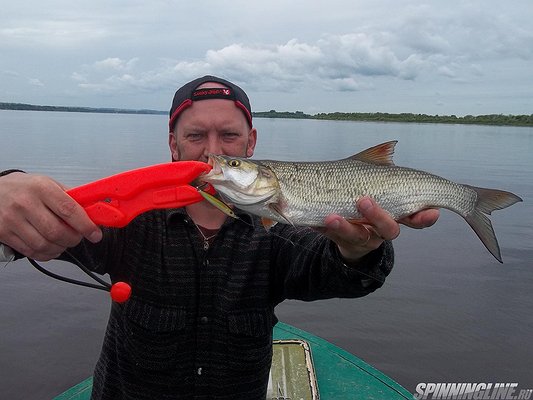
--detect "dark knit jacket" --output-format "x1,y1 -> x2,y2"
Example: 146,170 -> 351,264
66,208 -> 394,400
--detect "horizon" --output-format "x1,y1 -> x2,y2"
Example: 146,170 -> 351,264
2,101 -> 532,119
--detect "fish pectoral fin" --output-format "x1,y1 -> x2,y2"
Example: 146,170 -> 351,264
346,141 -> 397,166
268,203 -> 294,226
261,218 -> 278,230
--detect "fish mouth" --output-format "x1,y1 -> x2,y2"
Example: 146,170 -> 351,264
192,155 -> 222,189
206,154 -> 222,177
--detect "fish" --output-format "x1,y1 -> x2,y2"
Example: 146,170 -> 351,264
201,141 -> 522,263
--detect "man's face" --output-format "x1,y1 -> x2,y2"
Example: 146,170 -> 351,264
168,86 -> 257,162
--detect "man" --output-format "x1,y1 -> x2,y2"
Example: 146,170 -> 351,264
0,76 -> 438,399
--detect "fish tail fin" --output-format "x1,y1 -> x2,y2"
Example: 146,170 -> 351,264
465,210 -> 502,263
464,186 -> 522,263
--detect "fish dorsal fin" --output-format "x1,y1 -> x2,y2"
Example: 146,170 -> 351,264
346,140 -> 398,165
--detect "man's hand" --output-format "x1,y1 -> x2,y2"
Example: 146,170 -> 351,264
398,208 -> 440,229
319,197 -> 440,263
0,172 -> 102,261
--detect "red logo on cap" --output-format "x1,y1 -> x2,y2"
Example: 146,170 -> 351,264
193,88 -> 232,98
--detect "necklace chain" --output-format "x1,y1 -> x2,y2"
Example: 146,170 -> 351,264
191,221 -> 218,250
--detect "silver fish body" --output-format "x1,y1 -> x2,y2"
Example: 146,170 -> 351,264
254,158 -> 477,225
202,141 -> 522,262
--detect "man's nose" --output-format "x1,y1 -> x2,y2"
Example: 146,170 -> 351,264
203,136 -> 222,157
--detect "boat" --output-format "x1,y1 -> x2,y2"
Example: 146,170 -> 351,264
54,322 -> 413,399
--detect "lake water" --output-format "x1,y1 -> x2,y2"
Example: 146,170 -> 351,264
1,110 -> 532,399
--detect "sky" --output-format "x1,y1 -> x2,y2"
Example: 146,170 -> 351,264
1,0 -> 532,116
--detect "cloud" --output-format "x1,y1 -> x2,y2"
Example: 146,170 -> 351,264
76,29 -> 459,99
195,35 -> 435,89
28,78 -> 44,87
1,69 -> 44,87
73,34 -> 435,95
70,58 -> 143,93
67,3 -> 533,104
328,77 -> 369,92
1,0 -> 532,115
317,33 -> 428,82
93,57 -> 139,71
0,20 -> 110,48
393,3 -> 533,61
2,70 -> 21,78
70,72 -> 86,82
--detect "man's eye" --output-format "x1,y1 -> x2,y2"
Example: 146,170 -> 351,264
187,133 -> 203,141
222,132 -> 239,139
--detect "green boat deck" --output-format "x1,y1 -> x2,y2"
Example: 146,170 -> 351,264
273,322 -> 412,399
54,322 -> 413,399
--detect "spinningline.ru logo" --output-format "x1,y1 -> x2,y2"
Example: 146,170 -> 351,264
414,382 -> 532,400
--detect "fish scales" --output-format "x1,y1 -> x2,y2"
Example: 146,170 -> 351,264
260,159 -> 478,226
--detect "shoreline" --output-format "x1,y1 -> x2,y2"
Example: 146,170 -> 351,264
1,102 -> 532,127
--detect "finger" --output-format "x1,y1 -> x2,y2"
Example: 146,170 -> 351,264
321,215 -> 374,247
25,206 -> 84,248
39,179 -> 103,243
319,216 -> 384,262
399,208 -> 440,229
4,228 -> 65,261
0,198 -> 62,258
357,197 -> 400,240
0,173 -> 96,259
4,181 -> 86,250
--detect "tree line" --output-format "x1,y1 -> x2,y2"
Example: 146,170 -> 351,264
2,102 -> 531,127
0,102 -> 165,115
254,110 -> 533,126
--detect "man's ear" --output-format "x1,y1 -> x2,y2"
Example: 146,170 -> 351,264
246,128 -> 257,158
169,133 -> 179,161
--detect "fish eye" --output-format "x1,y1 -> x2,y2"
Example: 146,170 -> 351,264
228,159 -> 241,167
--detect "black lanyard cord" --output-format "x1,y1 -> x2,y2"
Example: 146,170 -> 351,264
27,250 -> 111,292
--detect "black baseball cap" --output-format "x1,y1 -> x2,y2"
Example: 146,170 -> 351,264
169,75 -> 252,132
